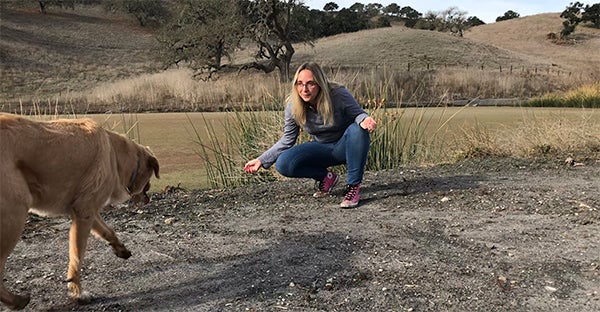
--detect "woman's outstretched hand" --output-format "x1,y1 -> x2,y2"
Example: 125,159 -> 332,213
360,116 -> 377,132
243,159 -> 262,173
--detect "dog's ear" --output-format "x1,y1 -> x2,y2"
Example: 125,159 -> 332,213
148,155 -> 160,179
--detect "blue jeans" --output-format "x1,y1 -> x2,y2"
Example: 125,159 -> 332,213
275,123 -> 370,185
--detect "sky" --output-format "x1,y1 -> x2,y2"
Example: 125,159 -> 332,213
303,0 -> 576,24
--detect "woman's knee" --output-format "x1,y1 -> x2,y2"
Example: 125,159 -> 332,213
275,161 -> 289,177
346,122 -> 369,141
275,152 -> 295,177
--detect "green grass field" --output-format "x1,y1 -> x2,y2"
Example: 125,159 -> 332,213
76,107 -> 600,191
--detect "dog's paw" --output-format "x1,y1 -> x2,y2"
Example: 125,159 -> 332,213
115,248 -> 132,259
67,280 -> 84,301
7,293 -> 30,310
76,291 -> 94,305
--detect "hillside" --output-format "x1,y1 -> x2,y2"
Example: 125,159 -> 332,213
0,5 -> 161,104
465,13 -> 600,74
1,5 -> 598,107
293,25 -> 540,71
294,13 -> 600,75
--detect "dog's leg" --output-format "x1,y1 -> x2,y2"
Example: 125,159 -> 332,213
66,215 -> 94,300
0,207 -> 31,310
91,214 -> 131,259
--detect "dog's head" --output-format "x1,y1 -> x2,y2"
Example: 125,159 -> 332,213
128,146 -> 160,206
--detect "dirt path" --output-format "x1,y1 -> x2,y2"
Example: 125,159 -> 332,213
4,157 -> 600,311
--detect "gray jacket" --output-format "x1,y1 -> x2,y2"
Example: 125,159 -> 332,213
258,86 -> 368,169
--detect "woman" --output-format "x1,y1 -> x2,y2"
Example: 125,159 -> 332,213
243,62 -> 377,208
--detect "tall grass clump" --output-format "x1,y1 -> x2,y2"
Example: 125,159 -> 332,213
506,111 -> 600,157
524,82 -> 600,108
188,107 -> 286,189
452,122 -> 510,160
365,98 -> 458,170
451,108 -> 600,160
98,113 -> 142,143
192,94 -> 461,188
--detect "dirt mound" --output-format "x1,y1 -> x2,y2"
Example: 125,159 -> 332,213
5,157 -> 600,311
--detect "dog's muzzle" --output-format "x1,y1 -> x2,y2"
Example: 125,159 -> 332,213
131,183 -> 151,205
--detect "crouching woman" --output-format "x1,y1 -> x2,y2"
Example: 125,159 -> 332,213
243,62 -> 377,208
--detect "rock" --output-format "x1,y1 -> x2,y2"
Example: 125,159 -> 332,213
565,157 -> 575,166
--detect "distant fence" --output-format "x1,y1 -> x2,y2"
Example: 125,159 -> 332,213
323,62 -> 594,79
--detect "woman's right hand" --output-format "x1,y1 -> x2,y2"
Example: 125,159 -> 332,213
243,159 -> 262,173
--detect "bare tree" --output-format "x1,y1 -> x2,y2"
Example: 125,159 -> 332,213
414,7 -> 468,36
441,7 -> 467,36
241,0 -> 314,81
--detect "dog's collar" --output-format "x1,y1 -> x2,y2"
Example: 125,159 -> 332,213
126,157 -> 140,194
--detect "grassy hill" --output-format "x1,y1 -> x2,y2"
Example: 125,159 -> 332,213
294,25 -> 537,71
293,12 -> 600,75
465,13 -> 600,73
0,4 -> 161,105
1,4 -> 598,111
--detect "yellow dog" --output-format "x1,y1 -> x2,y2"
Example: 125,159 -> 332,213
0,113 -> 159,310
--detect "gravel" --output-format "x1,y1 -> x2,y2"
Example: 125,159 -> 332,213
5,157 -> 600,311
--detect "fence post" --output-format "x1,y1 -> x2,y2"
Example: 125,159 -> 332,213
407,63 -> 410,72
510,65 -> 513,73
500,65 -> 502,72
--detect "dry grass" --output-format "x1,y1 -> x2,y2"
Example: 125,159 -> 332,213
2,6 -> 599,112
452,107 -> 600,161
294,25 -> 533,70
37,64 -> 588,114
0,4 -> 161,105
465,13 -> 600,77
81,68 -> 287,112
509,114 -> 600,157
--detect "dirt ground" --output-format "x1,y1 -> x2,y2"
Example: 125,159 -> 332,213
3,157 -> 600,311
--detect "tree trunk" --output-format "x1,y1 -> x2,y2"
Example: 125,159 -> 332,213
38,1 -> 47,14
279,42 -> 295,82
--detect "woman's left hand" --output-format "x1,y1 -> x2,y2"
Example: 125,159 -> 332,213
360,116 -> 377,132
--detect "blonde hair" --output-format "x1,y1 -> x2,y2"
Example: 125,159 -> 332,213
289,62 -> 341,126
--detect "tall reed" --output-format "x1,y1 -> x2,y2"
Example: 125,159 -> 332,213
192,96 -> 459,188
189,108 -> 285,189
